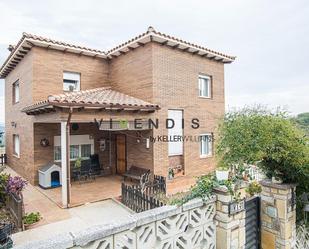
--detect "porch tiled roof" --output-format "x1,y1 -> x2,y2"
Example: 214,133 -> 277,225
22,87 -> 160,115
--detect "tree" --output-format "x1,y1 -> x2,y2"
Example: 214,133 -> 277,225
216,106 -> 309,184
216,106 -> 309,222
293,112 -> 309,135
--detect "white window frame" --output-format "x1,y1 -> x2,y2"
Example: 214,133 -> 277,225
199,133 -> 213,158
53,135 -> 94,162
13,80 -> 20,104
198,74 -> 211,98
63,71 -> 81,92
168,109 -> 183,156
13,134 -> 20,158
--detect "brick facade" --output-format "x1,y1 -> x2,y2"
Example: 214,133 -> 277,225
5,38 -> 226,189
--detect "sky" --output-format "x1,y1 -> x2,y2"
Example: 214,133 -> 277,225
0,0 -> 308,124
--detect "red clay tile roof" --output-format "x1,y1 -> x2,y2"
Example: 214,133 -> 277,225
24,32 -> 105,54
107,26 -> 236,61
22,87 -> 160,114
0,26 -> 236,78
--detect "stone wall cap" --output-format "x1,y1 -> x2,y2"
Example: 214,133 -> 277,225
260,180 -> 297,190
213,185 -> 229,194
181,196 -> 216,212
72,216 -> 137,246
13,232 -> 74,249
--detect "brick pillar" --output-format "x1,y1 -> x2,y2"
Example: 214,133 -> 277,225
214,186 -> 246,249
260,180 -> 297,249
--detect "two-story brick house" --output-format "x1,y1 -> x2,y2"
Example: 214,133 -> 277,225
0,27 -> 235,207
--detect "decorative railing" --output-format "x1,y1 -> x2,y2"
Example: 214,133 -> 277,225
296,223 -> 309,249
14,197 -> 216,249
121,183 -> 164,212
121,175 -> 166,213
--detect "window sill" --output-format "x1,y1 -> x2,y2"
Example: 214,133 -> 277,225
63,90 -> 80,93
13,154 -> 20,159
198,96 -> 212,99
54,157 -> 90,163
168,154 -> 183,157
200,154 -> 212,159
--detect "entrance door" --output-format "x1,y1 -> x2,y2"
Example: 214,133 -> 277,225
245,196 -> 261,249
116,134 -> 126,174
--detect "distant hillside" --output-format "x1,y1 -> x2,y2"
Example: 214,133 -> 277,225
293,112 -> 309,135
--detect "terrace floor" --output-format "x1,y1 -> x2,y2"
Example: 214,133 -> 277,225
36,175 -> 124,207
3,167 -> 127,230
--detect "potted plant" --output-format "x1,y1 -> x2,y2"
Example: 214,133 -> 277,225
167,168 -> 174,180
245,181 -> 262,197
74,157 -> 82,169
23,212 -> 41,229
271,175 -> 283,184
269,169 -> 283,184
216,162 -> 230,181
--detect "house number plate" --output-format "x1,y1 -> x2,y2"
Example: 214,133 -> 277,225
229,200 -> 245,215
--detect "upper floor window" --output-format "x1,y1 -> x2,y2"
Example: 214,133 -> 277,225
13,134 -> 20,157
63,72 -> 80,92
200,134 -> 212,157
198,75 -> 211,98
13,80 -> 20,103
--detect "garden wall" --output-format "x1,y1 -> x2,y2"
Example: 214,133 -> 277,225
13,180 -> 298,249
14,197 -> 216,249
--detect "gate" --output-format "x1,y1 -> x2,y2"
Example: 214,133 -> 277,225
245,196 -> 261,249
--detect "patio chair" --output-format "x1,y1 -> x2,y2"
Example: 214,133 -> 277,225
80,160 -> 93,182
89,154 -> 101,176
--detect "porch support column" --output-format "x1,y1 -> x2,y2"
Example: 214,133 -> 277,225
61,121 -> 68,208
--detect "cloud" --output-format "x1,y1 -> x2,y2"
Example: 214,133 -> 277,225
0,0 -> 308,124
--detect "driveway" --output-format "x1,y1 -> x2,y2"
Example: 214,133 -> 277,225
12,199 -> 133,246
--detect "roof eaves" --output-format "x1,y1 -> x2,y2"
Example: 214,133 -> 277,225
106,26 -> 236,63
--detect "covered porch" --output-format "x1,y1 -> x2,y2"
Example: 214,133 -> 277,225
24,87 -> 159,208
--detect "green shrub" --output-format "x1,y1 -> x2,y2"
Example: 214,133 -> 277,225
0,173 -> 10,202
246,181 -> 262,197
216,106 -> 309,222
23,212 -> 41,225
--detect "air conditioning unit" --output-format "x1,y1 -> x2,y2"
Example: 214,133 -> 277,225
69,85 -> 75,92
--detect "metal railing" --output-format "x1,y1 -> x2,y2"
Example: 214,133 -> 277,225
0,154 -> 6,166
